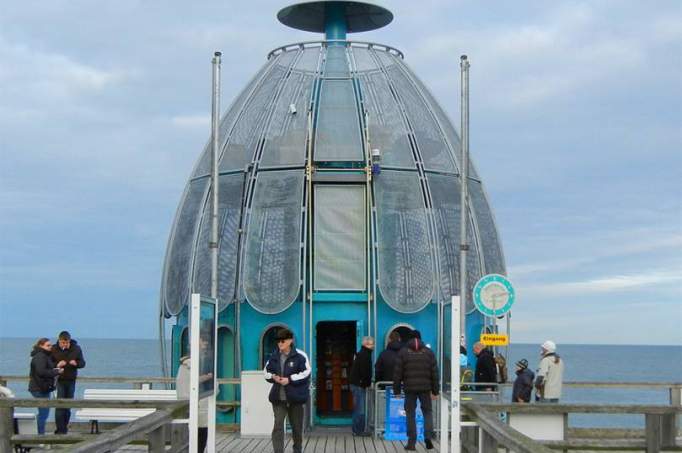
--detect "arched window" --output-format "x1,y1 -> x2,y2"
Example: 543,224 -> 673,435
180,327 -> 189,357
384,323 -> 415,348
259,323 -> 292,368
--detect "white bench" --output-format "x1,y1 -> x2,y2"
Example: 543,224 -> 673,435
75,389 -> 177,433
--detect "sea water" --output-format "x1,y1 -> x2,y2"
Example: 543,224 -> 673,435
1,338 -> 680,428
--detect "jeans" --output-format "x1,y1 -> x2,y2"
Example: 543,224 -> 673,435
350,385 -> 366,434
272,401 -> 304,453
404,392 -> 434,445
55,380 -> 76,434
30,391 -> 51,435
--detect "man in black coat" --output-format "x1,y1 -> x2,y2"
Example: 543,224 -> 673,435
349,336 -> 374,436
375,331 -> 401,382
473,342 -> 497,391
393,338 -> 439,451
51,331 -> 86,434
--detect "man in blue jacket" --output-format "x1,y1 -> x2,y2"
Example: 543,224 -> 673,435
264,328 -> 310,453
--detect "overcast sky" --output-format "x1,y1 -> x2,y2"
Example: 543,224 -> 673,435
1,1 -> 680,345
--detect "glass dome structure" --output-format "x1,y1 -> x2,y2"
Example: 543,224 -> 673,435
160,0 -> 506,421
161,43 -> 505,314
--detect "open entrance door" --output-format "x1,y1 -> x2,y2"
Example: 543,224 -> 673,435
315,321 -> 358,422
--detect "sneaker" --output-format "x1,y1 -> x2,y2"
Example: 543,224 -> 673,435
404,444 -> 416,451
425,438 -> 434,450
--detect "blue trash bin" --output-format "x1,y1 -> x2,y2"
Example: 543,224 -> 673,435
383,388 -> 424,441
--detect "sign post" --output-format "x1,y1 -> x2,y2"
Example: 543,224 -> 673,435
439,296 -> 461,453
190,294 -> 218,453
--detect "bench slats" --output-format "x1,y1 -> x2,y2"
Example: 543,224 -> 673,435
75,389 -> 177,424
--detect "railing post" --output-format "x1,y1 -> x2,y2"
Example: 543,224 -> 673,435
171,423 -> 189,453
148,424 -> 166,453
0,405 -> 13,453
479,426 -> 498,453
645,413 -> 661,453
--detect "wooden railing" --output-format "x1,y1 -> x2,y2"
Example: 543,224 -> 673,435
462,402 -> 554,453
0,398 -> 188,452
464,402 -> 682,452
0,375 -> 241,411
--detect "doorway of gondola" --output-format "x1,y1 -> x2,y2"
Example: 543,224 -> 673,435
315,321 -> 360,424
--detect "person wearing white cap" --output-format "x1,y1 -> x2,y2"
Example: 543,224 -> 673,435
534,340 -> 564,402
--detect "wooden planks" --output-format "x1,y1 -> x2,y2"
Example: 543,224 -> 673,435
211,432 -> 442,452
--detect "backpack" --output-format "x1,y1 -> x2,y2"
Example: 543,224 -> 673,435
495,354 -> 508,384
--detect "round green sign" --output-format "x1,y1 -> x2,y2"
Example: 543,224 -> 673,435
473,274 -> 515,317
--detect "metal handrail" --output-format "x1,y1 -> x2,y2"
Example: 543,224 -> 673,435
0,375 -> 240,385
267,40 -> 405,60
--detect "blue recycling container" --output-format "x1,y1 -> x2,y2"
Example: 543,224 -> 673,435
384,388 -> 424,441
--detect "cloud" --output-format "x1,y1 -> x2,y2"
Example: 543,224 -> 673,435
509,232 -> 682,277
171,114 -> 211,129
520,269 -> 682,298
402,2 -> 674,110
0,36 -> 130,103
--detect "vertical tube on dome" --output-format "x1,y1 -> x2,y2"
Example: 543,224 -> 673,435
324,2 -> 347,43
459,55 -> 470,343
210,52 -> 221,303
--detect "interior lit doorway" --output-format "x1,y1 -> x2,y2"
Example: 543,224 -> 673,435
315,321 -> 357,422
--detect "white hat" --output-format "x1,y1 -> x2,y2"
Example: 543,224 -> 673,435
541,340 -> 556,353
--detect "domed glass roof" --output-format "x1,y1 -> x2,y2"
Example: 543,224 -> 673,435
161,40 -> 505,317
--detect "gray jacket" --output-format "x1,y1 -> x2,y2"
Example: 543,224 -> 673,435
176,357 -> 208,427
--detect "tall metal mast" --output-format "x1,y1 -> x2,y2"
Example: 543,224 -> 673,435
210,52 -> 221,300
459,55 -> 470,341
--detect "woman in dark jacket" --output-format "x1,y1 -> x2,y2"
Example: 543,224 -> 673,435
28,337 -> 62,434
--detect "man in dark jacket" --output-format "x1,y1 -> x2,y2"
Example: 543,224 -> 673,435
51,331 -> 86,434
511,359 -> 535,403
263,328 -> 310,453
375,331 -> 401,382
349,336 -> 374,436
473,342 -> 497,391
393,338 -> 439,451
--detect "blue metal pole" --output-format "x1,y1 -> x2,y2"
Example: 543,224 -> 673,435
324,2 -> 347,42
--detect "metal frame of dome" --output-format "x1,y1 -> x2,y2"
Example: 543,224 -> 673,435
160,4 -> 509,420
277,1 -> 393,35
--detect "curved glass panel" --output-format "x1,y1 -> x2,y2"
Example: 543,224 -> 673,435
164,178 -> 208,315
192,174 -> 245,311
426,174 -> 483,312
351,46 -> 379,72
314,79 -> 364,161
357,71 -> 415,168
382,60 -> 457,173
260,71 -> 314,168
243,170 -> 304,314
192,61 -> 274,178
313,185 -> 366,290
400,63 -> 481,180
323,45 -> 350,78
375,170 -> 434,312
296,47 -> 322,72
469,180 -> 506,275
220,50 -> 298,172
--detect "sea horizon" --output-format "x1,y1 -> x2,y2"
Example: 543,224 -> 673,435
2,336 -> 681,348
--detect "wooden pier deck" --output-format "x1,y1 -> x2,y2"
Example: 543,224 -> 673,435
31,430 -> 442,452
